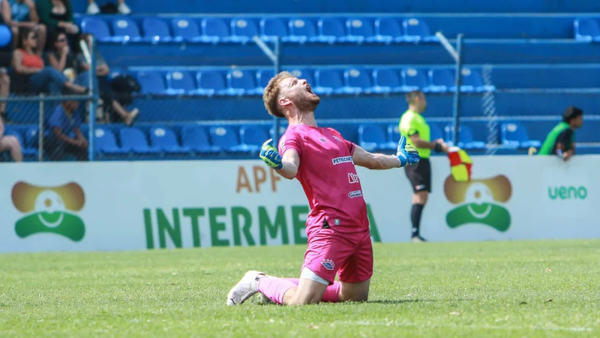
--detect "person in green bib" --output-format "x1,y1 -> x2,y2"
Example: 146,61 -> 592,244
399,90 -> 449,242
538,106 -> 583,161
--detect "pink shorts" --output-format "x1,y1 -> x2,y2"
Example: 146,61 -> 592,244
302,227 -> 373,284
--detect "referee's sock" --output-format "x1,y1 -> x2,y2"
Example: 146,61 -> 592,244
411,204 -> 425,238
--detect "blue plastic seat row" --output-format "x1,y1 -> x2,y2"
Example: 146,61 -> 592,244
132,67 -> 495,96
574,18 -> 600,42
80,16 -> 439,44
359,122 -> 541,151
93,124 -> 272,156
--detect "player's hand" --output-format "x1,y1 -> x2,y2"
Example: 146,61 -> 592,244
397,136 -> 420,167
260,139 -> 283,170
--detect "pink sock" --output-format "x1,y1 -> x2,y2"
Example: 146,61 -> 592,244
282,278 -> 341,302
257,277 -> 297,305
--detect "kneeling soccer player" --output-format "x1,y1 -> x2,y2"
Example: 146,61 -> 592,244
226,72 -> 420,306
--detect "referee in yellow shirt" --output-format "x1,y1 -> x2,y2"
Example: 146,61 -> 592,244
399,90 -> 449,242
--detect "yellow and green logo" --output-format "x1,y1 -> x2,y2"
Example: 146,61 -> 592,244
444,149 -> 512,232
11,181 -> 86,241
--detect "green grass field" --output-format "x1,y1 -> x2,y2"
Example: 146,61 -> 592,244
0,240 -> 599,337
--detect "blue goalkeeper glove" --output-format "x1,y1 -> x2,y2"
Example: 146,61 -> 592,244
397,136 -> 420,167
260,139 -> 283,170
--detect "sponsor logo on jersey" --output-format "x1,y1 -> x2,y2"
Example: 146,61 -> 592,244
348,173 -> 360,184
348,190 -> 363,198
333,136 -> 342,142
332,156 -> 354,165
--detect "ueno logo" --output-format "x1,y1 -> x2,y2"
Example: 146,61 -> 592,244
548,186 -> 587,200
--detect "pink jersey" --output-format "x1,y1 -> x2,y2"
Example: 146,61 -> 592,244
279,124 -> 369,237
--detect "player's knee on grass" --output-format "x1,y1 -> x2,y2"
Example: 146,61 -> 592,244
339,279 -> 370,302
284,271 -> 328,306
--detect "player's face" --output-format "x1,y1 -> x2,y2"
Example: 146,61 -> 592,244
417,93 -> 427,112
279,77 -> 320,112
574,115 -> 584,128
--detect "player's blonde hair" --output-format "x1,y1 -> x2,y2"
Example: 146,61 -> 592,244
263,71 -> 294,118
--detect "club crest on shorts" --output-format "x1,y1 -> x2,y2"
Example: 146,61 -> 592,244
321,259 -> 335,270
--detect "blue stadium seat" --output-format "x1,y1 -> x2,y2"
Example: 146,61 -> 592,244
201,18 -> 231,43
230,18 -> 259,44
444,124 -> 486,150
358,124 -> 393,151
430,123 -> 445,142
171,18 -> 202,42
256,69 -> 275,93
24,126 -> 39,149
181,125 -> 220,154
111,18 -> 142,42
402,18 -> 438,43
260,18 -> 289,42
119,128 -> 160,154
461,68 -> 496,92
150,126 -> 191,154
288,18 -> 318,43
373,68 -> 403,93
3,127 -> 36,157
288,68 -> 315,86
429,68 -> 456,93
346,18 -> 375,43
387,124 -> 401,144
94,127 -> 125,155
142,17 -> 175,43
574,18 -> 600,42
402,68 -> 430,92
196,70 -> 229,96
80,17 -> 112,42
501,122 -> 542,149
317,17 -> 347,43
136,71 -> 166,94
240,125 -> 268,152
209,126 -> 248,153
373,18 -> 403,43
166,71 -> 196,95
344,68 -> 374,94
227,69 -> 259,96
314,69 -> 346,95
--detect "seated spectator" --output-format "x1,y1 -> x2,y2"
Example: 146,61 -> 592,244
0,116 -> 22,161
44,88 -> 87,161
45,30 -> 75,80
34,0 -> 78,49
87,0 -> 130,15
0,67 -> 10,122
538,106 -> 584,161
0,0 -> 46,50
75,34 -> 139,125
11,27 -> 86,95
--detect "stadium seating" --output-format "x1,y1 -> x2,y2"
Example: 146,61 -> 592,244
230,18 -> 259,44
201,18 -> 231,43
150,126 -> 191,155
444,125 -> 487,150
119,127 -> 160,154
181,125 -> 221,154
358,124 -> 394,151
574,18 -> 600,42
136,71 -> 166,94
94,127 -> 125,155
260,18 -> 289,42
111,18 -> 142,42
171,18 -> 202,42
402,18 -> 438,42
239,125 -> 269,151
500,122 -> 542,149
166,71 -> 196,95
196,70 -> 229,96
142,17 -> 175,42
373,18 -> 403,43
209,126 -> 249,153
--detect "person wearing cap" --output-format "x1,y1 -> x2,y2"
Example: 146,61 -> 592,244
538,106 -> 584,161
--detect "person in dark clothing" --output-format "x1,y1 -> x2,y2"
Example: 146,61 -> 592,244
538,106 -> 584,161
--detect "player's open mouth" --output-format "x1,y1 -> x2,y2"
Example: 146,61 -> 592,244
306,84 -> 313,94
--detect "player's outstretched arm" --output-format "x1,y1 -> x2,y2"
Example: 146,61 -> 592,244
260,139 -> 300,179
353,136 -> 420,170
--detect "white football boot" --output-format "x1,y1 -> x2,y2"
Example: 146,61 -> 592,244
226,270 -> 265,306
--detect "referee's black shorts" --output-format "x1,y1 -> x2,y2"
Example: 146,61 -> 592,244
404,158 -> 432,193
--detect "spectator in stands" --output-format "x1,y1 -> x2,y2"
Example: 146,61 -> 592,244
0,67 -> 10,122
87,0 -> 130,15
12,27 -> 86,95
44,88 -> 87,161
538,106 -> 584,161
0,117 -> 22,161
45,30 -> 75,80
1,0 -> 46,51
75,33 -> 139,125
399,90 -> 449,243
35,0 -> 78,49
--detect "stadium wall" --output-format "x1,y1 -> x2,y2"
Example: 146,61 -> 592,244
72,0 -> 600,14
1,156 -> 598,253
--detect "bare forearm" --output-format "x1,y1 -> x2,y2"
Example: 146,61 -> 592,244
413,139 -> 436,149
275,161 -> 298,179
363,153 -> 401,170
